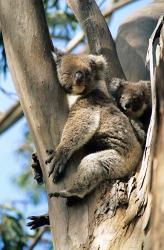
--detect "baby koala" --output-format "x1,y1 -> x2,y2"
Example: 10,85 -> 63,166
107,78 -> 151,131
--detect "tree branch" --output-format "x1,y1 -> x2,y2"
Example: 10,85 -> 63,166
28,228 -> 48,250
65,0 -> 137,53
0,101 -> 23,134
67,0 -> 125,80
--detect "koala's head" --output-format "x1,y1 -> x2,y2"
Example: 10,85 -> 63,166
108,78 -> 150,118
52,51 -> 107,95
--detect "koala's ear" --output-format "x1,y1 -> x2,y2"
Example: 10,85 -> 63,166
107,78 -> 123,97
89,55 -> 107,71
139,80 -> 151,104
52,48 -> 65,65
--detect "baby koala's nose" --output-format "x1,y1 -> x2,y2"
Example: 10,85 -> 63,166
121,98 -> 132,110
124,102 -> 132,109
75,71 -> 84,84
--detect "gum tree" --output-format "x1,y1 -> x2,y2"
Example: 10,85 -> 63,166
0,0 -> 163,249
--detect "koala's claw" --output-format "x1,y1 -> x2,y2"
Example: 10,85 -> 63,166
52,163 -> 65,182
49,190 -> 83,199
46,149 -> 55,155
32,152 -> 37,160
45,149 -> 56,164
31,152 -> 43,185
27,215 -> 49,230
49,192 -> 60,198
48,157 -> 66,182
49,190 -> 72,198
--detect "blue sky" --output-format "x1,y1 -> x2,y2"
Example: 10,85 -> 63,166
0,0 -> 152,244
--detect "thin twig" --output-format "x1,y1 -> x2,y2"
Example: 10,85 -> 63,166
0,100 -> 23,134
0,85 -> 17,99
28,227 -> 48,250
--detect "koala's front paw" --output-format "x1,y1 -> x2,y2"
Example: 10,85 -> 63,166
45,149 -> 56,164
46,149 -> 67,183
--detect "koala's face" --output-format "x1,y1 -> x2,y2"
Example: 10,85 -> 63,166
53,53 -> 106,95
118,83 -> 147,118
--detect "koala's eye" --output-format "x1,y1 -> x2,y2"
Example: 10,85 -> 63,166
84,69 -> 90,76
121,95 -> 126,100
90,59 -> 97,70
64,83 -> 72,91
133,96 -> 141,103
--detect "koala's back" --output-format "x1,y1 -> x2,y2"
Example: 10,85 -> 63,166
71,89 -> 142,171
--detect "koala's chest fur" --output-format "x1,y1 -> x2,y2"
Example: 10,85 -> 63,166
71,90 -> 140,155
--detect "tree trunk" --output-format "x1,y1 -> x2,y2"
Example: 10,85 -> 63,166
0,0 -> 163,249
151,22 -> 164,250
0,0 -> 69,248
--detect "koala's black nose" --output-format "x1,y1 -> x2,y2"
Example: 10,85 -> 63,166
125,102 -> 132,109
75,71 -> 84,84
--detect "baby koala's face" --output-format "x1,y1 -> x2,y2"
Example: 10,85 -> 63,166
108,78 -> 150,119
119,84 -> 147,118
53,53 -> 106,95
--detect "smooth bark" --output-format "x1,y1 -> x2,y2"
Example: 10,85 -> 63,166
67,0 -> 125,80
116,1 -> 164,81
0,0 -> 69,248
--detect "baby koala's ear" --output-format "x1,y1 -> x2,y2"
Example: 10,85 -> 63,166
52,47 -> 65,65
89,54 -> 107,71
107,78 -> 123,98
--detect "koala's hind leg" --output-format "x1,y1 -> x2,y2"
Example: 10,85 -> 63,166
49,149 -> 130,199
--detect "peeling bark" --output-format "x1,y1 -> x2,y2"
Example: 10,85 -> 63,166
0,0 -> 163,249
151,22 -> 164,250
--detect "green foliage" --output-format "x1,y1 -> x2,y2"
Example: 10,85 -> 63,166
0,0 -> 79,76
0,206 -> 52,249
0,206 -> 27,250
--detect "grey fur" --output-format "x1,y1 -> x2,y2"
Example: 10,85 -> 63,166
107,78 -> 151,119
48,54 -> 143,199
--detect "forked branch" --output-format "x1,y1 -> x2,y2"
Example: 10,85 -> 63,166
67,0 -> 125,80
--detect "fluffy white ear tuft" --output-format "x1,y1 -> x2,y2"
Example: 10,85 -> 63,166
89,54 -> 107,71
110,78 -> 123,90
107,78 -> 123,98
52,48 -> 64,64
52,51 -> 58,63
